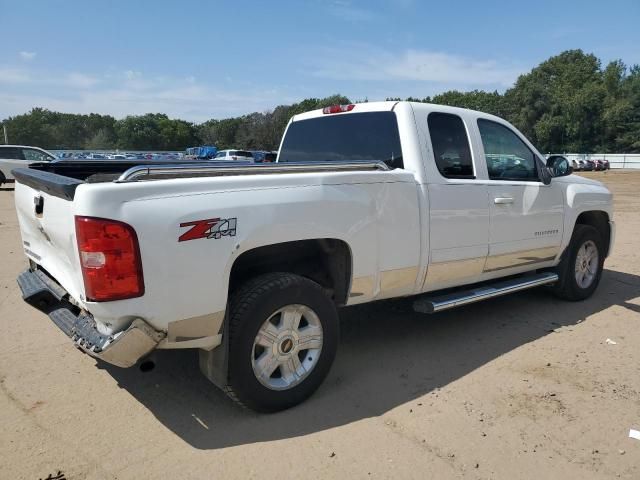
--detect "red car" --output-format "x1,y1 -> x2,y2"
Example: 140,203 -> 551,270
592,159 -> 611,171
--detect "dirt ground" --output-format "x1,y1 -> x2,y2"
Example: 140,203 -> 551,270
0,171 -> 639,480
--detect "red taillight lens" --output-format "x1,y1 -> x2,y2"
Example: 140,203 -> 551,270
75,216 -> 144,302
322,104 -> 355,114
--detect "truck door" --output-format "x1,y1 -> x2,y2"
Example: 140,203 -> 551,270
476,119 -> 564,273
421,112 -> 490,290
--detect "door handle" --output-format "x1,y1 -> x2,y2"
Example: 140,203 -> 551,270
494,197 -> 514,205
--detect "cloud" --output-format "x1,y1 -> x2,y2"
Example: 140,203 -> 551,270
310,47 -> 524,89
19,51 -> 36,61
0,65 -> 298,122
124,70 -> 142,80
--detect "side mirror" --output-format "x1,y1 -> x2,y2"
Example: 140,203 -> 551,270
546,155 -> 572,178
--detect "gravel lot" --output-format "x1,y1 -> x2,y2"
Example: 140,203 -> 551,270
1,171 -> 639,479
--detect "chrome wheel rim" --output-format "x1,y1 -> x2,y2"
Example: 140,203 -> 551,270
251,304 -> 323,391
574,240 -> 599,289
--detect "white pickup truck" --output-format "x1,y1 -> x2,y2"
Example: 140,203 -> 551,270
13,101 -> 614,412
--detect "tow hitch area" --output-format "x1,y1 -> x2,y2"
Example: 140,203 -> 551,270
17,269 -> 165,367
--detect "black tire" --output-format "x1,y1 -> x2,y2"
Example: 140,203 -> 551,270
225,272 -> 339,412
0,171 -> 5,187
552,225 -> 604,301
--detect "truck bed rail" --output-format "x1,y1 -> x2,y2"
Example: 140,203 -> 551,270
115,160 -> 390,183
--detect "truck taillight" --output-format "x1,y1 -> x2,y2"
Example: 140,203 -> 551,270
322,104 -> 355,114
75,216 -> 144,302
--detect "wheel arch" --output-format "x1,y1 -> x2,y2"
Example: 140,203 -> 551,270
574,210 -> 611,257
228,238 -> 353,307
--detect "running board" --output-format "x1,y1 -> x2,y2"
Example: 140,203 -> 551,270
413,272 -> 559,314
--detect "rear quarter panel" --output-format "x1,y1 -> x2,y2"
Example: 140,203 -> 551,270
72,170 -> 421,333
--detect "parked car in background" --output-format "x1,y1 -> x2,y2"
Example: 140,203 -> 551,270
593,159 -> 610,171
0,145 -> 56,185
580,160 -> 595,171
252,151 -> 277,163
571,159 -> 580,171
213,149 -> 255,161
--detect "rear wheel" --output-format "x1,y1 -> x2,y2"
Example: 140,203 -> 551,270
225,273 -> 339,412
553,225 -> 604,301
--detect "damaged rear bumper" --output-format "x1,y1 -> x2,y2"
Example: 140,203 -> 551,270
17,268 -> 164,368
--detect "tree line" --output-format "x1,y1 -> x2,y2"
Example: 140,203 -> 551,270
2,50 -> 639,153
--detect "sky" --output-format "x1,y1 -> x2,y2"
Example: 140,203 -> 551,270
1,0 -> 639,122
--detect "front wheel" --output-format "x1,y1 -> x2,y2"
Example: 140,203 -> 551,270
225,273 -> 339,412
553,225 -> 604,301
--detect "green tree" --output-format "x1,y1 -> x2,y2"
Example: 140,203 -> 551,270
85,128 -> 115,150
504,50 -> 605,152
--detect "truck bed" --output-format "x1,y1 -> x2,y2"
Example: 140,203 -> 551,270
12,159 -> 390,200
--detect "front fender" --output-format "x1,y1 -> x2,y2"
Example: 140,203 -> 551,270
559,180 -> 613,253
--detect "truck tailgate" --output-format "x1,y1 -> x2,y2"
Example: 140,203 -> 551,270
14,178 -> 85,303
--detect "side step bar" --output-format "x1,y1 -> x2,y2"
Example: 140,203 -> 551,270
413,272 -> 559,314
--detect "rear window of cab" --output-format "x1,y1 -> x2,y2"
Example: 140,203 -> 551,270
278,112 -> 403,169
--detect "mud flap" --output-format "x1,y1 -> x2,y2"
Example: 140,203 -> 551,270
198,312 -> 230,389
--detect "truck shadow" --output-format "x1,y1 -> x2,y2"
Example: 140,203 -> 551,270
100,268 -> 640,450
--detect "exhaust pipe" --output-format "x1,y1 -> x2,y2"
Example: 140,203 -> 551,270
139,355 -> 156,372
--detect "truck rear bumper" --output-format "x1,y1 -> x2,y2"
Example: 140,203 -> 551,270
17,268 -> 165,368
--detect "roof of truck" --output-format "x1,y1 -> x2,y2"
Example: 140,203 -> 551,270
291,100 -> 507,125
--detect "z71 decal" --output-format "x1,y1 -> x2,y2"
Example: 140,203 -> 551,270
179,217 -> 237,242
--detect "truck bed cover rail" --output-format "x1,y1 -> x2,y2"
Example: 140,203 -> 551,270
115,160 -> 390,182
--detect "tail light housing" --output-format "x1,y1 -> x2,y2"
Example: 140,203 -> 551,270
75,216 -> 144,301
322,104 -> 355,114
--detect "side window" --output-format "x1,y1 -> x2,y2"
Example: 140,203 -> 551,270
477,119 -> 539,181
22,149 -> 50,162
0,147 -> 25,160
428,113 -> 474,179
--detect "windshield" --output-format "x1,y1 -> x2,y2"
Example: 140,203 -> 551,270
278,111 -> 403,168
